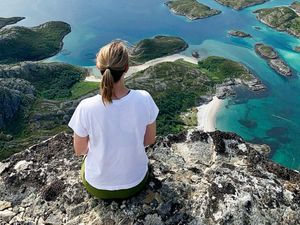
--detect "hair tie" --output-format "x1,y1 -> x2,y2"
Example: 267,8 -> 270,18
106,66 -> 111,70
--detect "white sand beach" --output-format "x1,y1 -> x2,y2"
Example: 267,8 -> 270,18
197,97 -> 224,132
84,53 -> 198,82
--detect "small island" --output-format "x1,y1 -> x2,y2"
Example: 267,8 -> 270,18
254,5 -> 300,39
0,17 -> 25,29
133,35 -> 188,63
165,0 -> 221,20
295,46 -> 300,52
214,0 -> 269,10
0,21 -> 71,64
255,43 -> 292,77
228,30 -> 252,38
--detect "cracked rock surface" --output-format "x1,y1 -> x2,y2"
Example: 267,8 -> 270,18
0,130 -> 299,224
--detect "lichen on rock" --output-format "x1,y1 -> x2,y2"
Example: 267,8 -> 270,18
0,130 -> 299,224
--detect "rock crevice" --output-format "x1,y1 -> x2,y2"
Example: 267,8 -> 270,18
0,130 -> 299,224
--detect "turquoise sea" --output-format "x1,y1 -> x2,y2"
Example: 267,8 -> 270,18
1,0 -> 299,169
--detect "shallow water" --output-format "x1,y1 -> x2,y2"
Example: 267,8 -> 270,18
1,0 -> 299,169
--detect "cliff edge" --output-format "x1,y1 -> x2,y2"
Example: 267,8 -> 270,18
0,130 -> 299,224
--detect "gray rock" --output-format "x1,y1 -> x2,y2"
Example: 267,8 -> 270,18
0,130 -> 299,224
0,78 -> 36,128
0,209 -> 16,222
0,200 -> 11,211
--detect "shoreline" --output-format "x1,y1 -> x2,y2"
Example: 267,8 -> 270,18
84,53 -> 198,81
197,96 -> 224,132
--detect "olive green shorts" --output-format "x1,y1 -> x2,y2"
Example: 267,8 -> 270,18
80,157 -> 149,200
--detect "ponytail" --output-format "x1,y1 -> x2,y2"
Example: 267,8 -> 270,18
96,40 -> 130,105
101,68 -> 114,105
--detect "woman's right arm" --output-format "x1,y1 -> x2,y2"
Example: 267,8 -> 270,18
144,121 -> 156,146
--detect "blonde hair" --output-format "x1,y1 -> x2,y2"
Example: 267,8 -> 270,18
96,40 -> 129,105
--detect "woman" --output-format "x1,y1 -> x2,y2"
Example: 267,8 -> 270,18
68,40 -> 159,199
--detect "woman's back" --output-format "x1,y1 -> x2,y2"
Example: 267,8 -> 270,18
69,89 -> 158,190
68,40 -> 159,199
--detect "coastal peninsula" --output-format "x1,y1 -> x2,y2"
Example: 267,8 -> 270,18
254,4 -> 300,39
0,17 -> 25,29
255,43 -> 292,77
127,56 -> 265,135
133,35 -> 188,63
165,0 -> 221,20
228,30 -> 252,38
214,0 -> 269,10
0,21 -> 71,64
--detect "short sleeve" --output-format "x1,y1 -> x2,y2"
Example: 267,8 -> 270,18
68,102 -> 89,137
146,92 -> 159,125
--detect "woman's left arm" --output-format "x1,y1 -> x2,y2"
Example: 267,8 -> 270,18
73,133 -> 89,156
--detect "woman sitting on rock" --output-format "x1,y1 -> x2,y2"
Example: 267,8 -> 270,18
68,41 -> 159,199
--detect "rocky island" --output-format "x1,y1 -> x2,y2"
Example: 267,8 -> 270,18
254,4 -> 300,39
133,35 -> 188,63
165,0 -> 221,20
0,21 -> 71,64
228,30 -> 252,38
255,43 -> 292,77
0,129 -> 299,224
214,0 -> 269,10
0,17 -> 25,29
295,46 -> 300,52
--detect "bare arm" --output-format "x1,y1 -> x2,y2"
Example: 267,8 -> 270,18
73,133 -> 89,156
144,121 -> 156,146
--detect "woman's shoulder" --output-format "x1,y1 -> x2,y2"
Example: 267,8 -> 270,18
77,94 -> 101,109
132,89 -> 152,98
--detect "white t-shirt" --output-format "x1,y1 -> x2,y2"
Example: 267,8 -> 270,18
68,89 -> 159,190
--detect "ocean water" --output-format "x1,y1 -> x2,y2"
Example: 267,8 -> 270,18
1,0 -> 299,169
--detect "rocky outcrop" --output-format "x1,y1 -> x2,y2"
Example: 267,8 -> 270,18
0,78 -> 36,96
215,76 -> 265,99
0,17 -> 25,29
228,30 -> 252,38
0,130 -> 299,224
0,61 -> 84,81
255,43 -> 292,77
0,61 -> 86,129
0,78 -> 36,129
